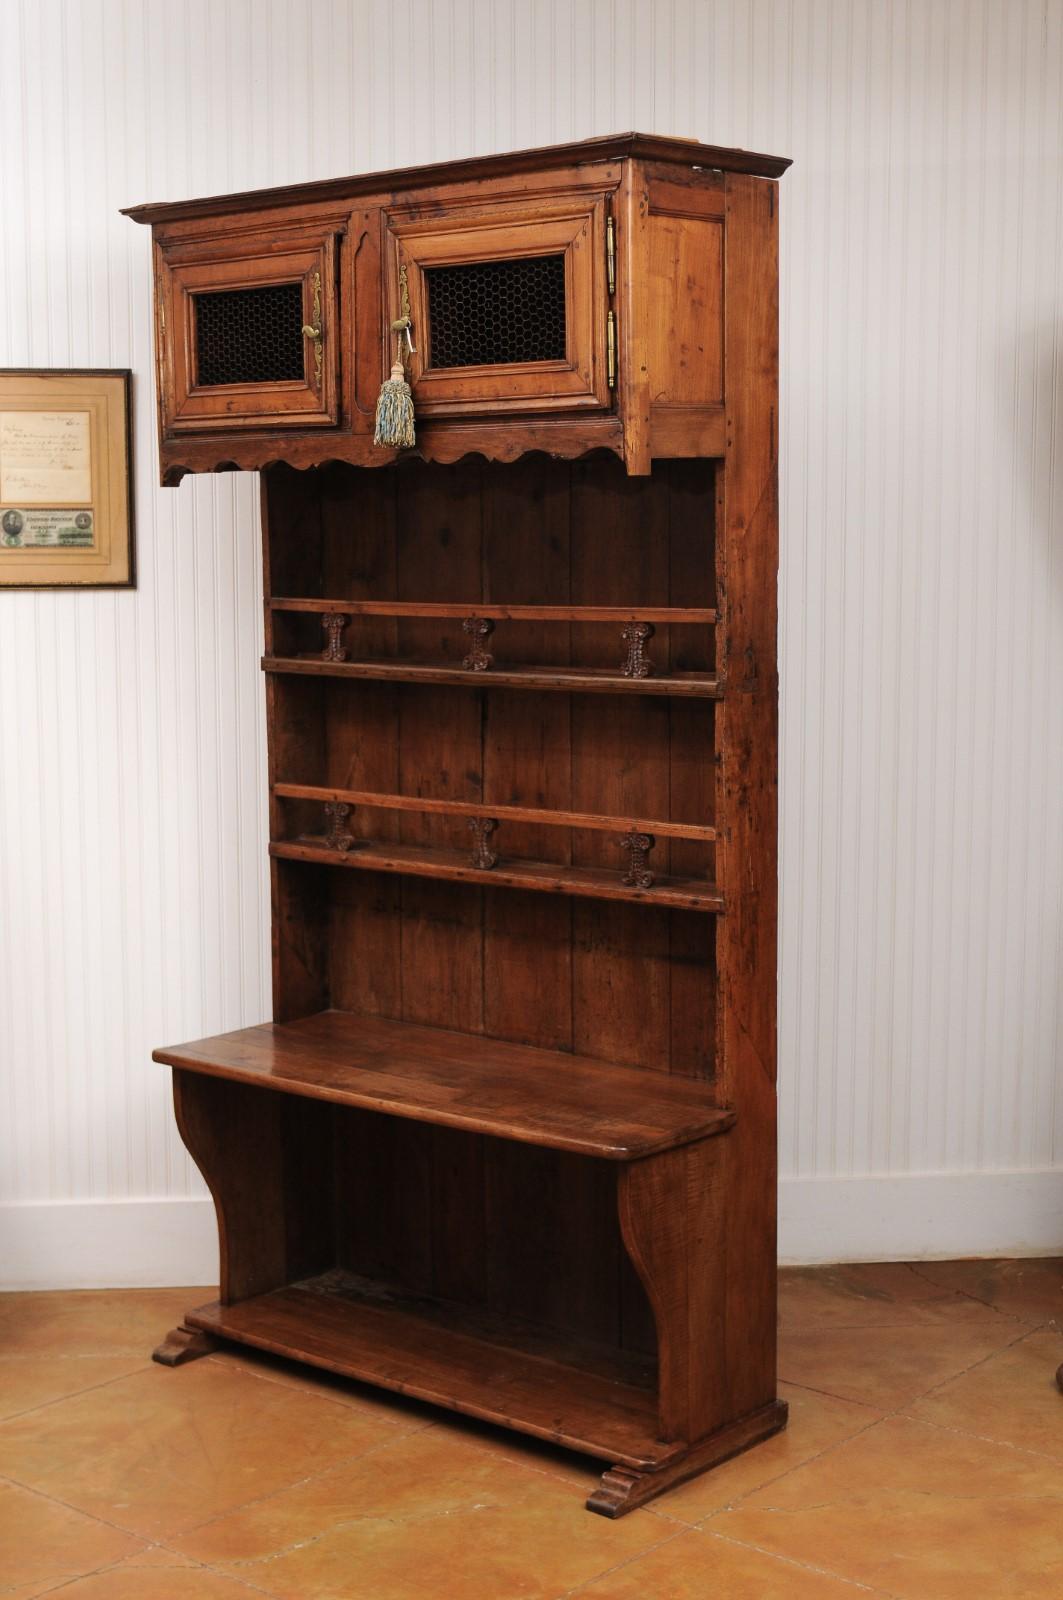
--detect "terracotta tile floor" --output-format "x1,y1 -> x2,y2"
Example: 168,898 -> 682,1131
0,1261 -> 1060,1598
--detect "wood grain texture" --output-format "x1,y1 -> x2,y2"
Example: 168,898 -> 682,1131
184,1277 -> 673,1468
263,654 -> 718,696
122,132 -> 791,225
270,599 -> 717,622
154,1010 -> 735,1160
273,783 -> 716,840
714,172 -> 781,1419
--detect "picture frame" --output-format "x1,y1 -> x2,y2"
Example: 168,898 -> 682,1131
0,369 -> 135,589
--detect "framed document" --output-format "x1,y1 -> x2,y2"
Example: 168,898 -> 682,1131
0,369 -> 134,588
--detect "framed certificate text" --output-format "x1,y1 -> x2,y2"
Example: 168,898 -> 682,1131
0,369 -> 134,588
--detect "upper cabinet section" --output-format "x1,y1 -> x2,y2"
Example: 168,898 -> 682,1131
385,192 -> 610,417
124,134 -> 790,481
156,224 -> 341,432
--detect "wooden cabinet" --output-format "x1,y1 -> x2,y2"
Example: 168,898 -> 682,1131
154,225 -> 341,431
385,192 -> 610,416
127,133 -> 791,1519
124,133 -> 788,480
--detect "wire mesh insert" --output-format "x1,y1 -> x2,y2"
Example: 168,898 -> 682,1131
194,282 -> 306,387
425,254 -> 567,370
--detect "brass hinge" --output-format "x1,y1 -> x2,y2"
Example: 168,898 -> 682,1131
606,310 -> 617,389
605,213 -> 616,296
301,269 -> 323,389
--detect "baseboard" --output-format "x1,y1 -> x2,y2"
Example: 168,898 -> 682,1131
778,1169 -> 1063,1265
2,1171 -> 1061,1289
0,1198 -> 220,1290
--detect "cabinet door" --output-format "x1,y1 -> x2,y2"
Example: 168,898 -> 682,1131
385,197 -> 611,417
157,231 -> 340,432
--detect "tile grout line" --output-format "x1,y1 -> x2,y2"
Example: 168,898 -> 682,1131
25,1550 -> 277,1600
0,1468 -> 165,1549
780,1306 -> 1040,1332
550,1525 -> 690,1600
779,1313 -> 1046,1419
904,1261 -> 1060,1323
773,1374 -> 889,1409
0,1361 -> 157,1426
893,1317 -> 1046,1412
0,1420 -> 414,1562
166,1425 -> 437,1549
894,1408 -> 1063,1468
702,1524 -> 902,1597
670,1410 -> 888,1530
681,1312 -> 1060,1593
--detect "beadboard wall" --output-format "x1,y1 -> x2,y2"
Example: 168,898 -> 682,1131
2,0 -> 1062,1287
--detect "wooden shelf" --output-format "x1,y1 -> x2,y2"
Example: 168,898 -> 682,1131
270,599 -> 717,623
271,836 -> 723,911
184,1273 -> 675,1469
153,1008 -> 734,1160
263,656 -> 720,697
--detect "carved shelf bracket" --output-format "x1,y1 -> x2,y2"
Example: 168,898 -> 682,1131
620,621 -> 654,679
324,801 -> 355,852
469,816 -> 499,869
619,828 -> 656,888
462,615 -> 495,671
321,612 -> 350,662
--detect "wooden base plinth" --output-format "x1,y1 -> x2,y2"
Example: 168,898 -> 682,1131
152,1323 -> 218,1367
585,1398 -> 789,1518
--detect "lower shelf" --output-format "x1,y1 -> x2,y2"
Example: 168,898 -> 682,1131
187,1272 -> 676,1470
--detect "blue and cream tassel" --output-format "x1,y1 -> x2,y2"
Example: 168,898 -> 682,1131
374,315 -> 416,449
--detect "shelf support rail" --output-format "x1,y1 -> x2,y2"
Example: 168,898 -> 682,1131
275,785 -> 709,891
277,601 -> 716,683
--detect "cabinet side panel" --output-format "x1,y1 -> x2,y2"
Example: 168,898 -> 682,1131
716,173 -> 780,1418
174,1071 -> 334,1303
645,213 -> 724,407
666,460 -> 718,1082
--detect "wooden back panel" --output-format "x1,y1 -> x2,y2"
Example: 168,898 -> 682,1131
263,452 -> 717,1352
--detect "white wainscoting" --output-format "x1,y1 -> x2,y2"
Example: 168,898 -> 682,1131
5,1173 -> 1062,1290
1,0 -> 1061,1285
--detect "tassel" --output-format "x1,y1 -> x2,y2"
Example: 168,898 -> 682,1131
375,271 -> 417,449
373,358 -> 415,449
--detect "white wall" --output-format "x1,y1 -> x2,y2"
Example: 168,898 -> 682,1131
2,0 -> 1062,1287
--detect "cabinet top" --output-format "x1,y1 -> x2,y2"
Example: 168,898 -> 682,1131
122,131 -> 791,226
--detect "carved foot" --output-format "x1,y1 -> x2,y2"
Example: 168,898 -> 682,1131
152,1323 -> 218,1367
586,1399 -> 789,1517
586,1466 -> 650,1518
